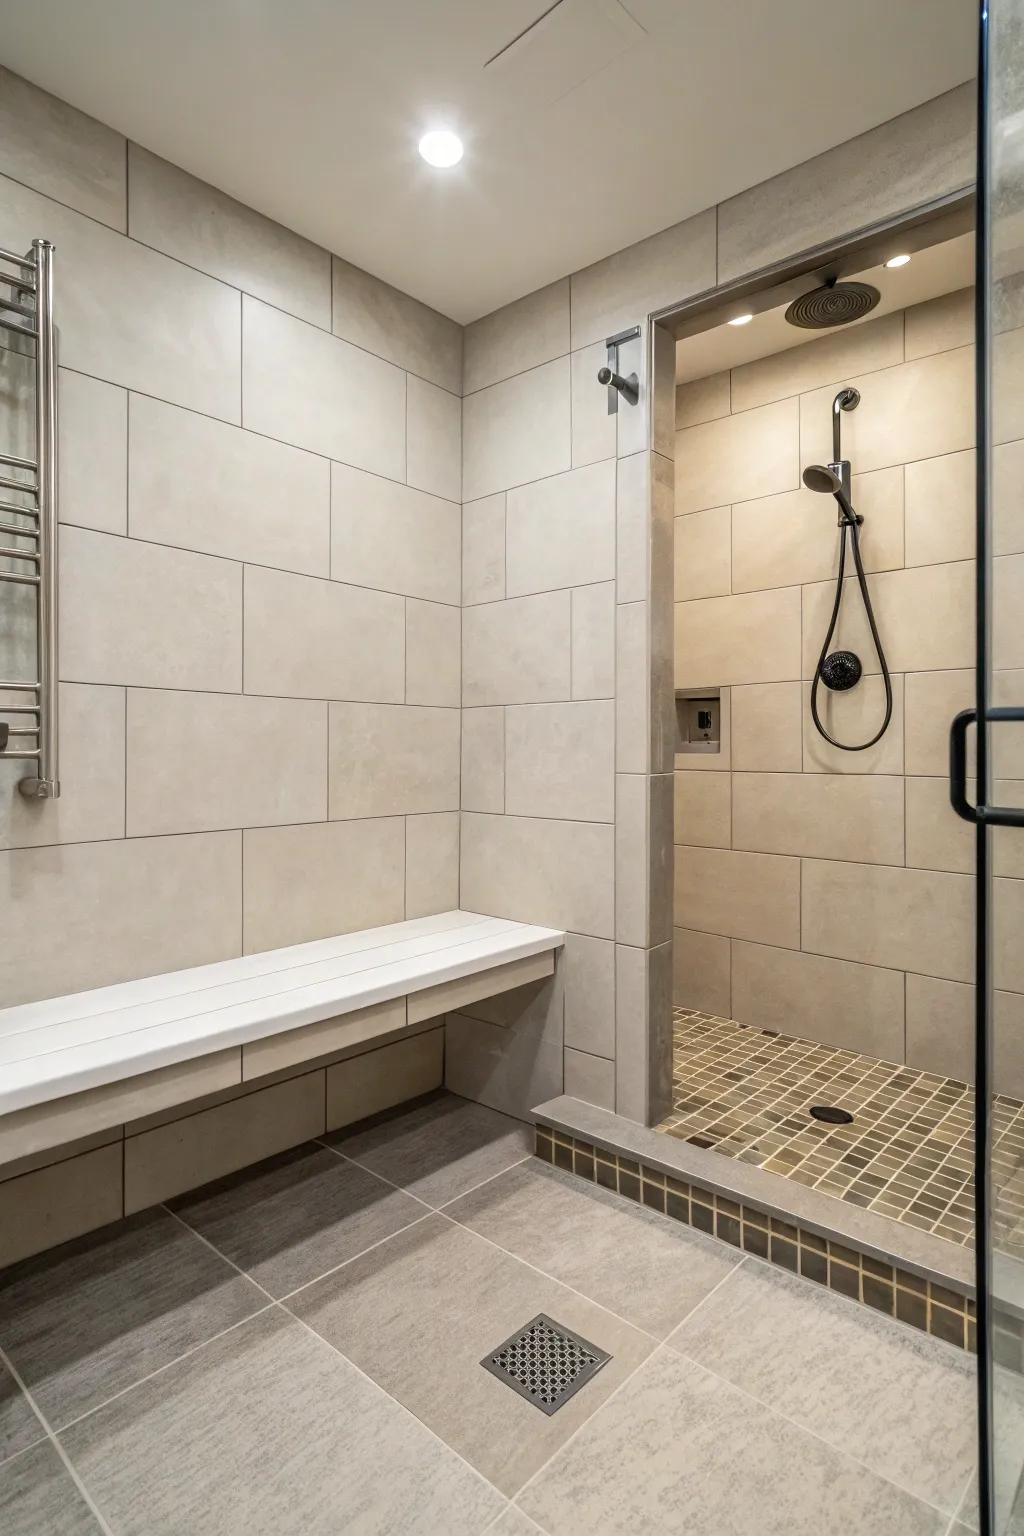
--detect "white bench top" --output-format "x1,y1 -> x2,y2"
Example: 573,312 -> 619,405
0,911 -> 564,1117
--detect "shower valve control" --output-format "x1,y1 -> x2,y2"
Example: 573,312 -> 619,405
601,326 -> 641,414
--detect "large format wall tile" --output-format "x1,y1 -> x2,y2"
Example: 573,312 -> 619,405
674,772 -> 731,849
242,817 -> 405,952
674,846 -> 800,948
904,449 -> 975,567
675,372 -> 730,430
801,859 -> 974,982
461,812 -> 614,938
243,565 -> 404,703
903,670 -> 975,777
563,933 -> 616,1058
905,286 -> 974,360
128,145 -> 331,327
801,675 -> 905,777
406,600 -> 461,707
672,926 -> 731,1015
569,207 -> 716,349
463,357 -> 571,501
58,369 -> 127,535
0,683 -> 125,850
801,561 -> 974,677
731,311 -> 904,414
129,393 -> 331,576
463,591 -> 571,705
731,941 -> 905,1059
329,704 -> 459,818
0,832 -> 241,1005
127,690 -> 326,835
406,811 -> 460,918
674,506 -> 731,601
0,66 -> 126,228
505,702 -> 615,823
675,397 -> 798,512
407,375 -> 461,503
731,682 -> 803,772
60,527 -> 242,692
506,459 -> 616,596
732,772 -> 904,865
242,296 -> 405,476
464,278 -> 569,394
461,707 -> 504,813
462,494 -> 506,605
571,582 -> 615,700
331,462 -> 459,604
571,342 -> 617,466
675,587 -> 802,688
332,256 -> 462,394
0,1144 -> 123,1269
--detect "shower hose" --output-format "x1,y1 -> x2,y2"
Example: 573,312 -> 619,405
810,506 -> 893,752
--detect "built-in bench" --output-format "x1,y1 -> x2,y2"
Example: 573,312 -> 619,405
0,910 -> 564,1164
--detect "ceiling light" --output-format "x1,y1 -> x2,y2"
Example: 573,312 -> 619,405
885,253 -> 912,269
727,313 -> 753,327
418,130 -> 463,168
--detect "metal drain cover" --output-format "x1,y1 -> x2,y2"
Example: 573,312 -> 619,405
481,1314 -> 610,1415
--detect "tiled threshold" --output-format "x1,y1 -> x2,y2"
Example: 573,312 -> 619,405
533,1095 -> 981,1354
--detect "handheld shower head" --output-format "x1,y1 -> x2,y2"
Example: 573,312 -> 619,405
802,464 -> 842,495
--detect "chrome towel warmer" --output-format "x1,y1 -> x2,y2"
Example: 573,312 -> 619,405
0,237 -> 59,799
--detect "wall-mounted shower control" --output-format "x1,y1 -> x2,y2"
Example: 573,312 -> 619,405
675,689 -> 720,754
601,326 -> 641,414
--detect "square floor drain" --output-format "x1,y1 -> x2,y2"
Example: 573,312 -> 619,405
480,1313 -> 610,1415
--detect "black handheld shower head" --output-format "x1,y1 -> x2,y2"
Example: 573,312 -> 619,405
802,464 -> 843,495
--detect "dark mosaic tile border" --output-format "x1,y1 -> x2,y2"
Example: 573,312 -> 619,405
536,1125 -> 980,1353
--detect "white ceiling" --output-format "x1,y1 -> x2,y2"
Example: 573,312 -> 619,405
0,0 -> 975,323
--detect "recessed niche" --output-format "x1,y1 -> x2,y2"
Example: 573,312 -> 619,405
675,689 -> 720,755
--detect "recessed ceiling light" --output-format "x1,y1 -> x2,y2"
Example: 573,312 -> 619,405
418,130 -> 463,168
885,253 -> 912,268
727,313 -> 753,327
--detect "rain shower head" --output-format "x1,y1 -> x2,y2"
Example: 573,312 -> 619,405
785,279 -> 880,329
802,464 -> 843,494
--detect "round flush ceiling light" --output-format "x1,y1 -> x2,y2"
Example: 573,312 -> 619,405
727,313 -> 753,327
885,253 -> 911,268
418,130 -> 463,168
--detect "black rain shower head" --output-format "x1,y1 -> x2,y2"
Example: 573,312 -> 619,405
785,280 -> 880,330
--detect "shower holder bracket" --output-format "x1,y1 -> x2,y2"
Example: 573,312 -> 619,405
599,325 -> 640,413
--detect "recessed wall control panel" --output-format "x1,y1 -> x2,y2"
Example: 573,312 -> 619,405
675,689 -> 720,754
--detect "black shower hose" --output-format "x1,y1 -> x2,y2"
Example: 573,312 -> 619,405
810,508 -> 893,752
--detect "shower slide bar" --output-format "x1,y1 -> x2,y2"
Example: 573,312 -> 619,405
0,238 -> 59,798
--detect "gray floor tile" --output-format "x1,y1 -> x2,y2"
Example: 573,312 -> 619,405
959,1365 -> 1024,1533
0,1206 -> 266,1429
286,1212 -> 654,1497
170,1141 -> 426,1297
60,1306 -> 502,1536
518,1348 -> 949,1536
667,1258 -> 975,1513
490,1506 -> 546,1534
447,1160 -> 742,1338
0,1359 -> 45,1466
0,1441 -> 103,1535
331,1091 -> 533,1207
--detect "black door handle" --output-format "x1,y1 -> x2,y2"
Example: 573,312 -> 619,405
950,707 -> 1024,826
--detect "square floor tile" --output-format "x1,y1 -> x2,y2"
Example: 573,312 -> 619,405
447,1160 -> 742,1338
490,1506 -> 546,1534
0,1361 -> 44,1466
170,1142 -> 426,1297
0,1441 -> 103,1535
330,1092 -> 533,1207
518,1348 -> 948,1535
667,1258 -> 975,1512
0,1207 -> 265,1429
286,1212 -> 653,1496
60,1307 -> 501,1535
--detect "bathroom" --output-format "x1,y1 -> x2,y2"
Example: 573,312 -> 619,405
0,2 -> 1017,1532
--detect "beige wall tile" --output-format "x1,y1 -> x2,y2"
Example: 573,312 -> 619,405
242,817 -> 405,953
0,1126 -> 121,1185
905,974 -> 973,1082
996,990 -> 1024,1099
674,771 -> 730,849
800,346 -> 974,473
326,1029 -> 444,1130
994,670 -> 1024,778
125,1070 -> 324,1211
406,600 -> 461,708
407,375 -> 461,503
463,357 -> 571,502
563,933 -> 615,1058
59,369 -> 127,535
675,586 -> 802,688
571,343 -> 617,467
615,773 -> 650,948
731,466 -> 904,593
461,707 -> 504,814
129,144 -> 331,327
332,256 -> 462,394
994,438 -> 1024,555
995,875 -> 1024,994
563,1048 -> 615,1111
127,690 -> 326,836
675,372 -> 730,430
464,279 -> 568,395
506,459 -> 615,597
672,927 -> 731,1014
569,207 -> 716,349
731,311 -> 904,414
906,775 -> 972,875
460,811 -> 614,939
994,554 -> 1024,670
994,323 -> 1024,446
0,683 -> 125,849
242,295 -> 405,477
675,397 -> 799,513
674,845 -> 800,948
505,701 -> 614,823
904,449 -> 975,567
406,811 -> 460,919
130,393 -> 330,576
328,703 -> 459,819
463,591 -> 570,706
243,1000 -> 408,1081
331,461 -> 459,604
616,452 -> 651,604
732,682 -> 803,772
802,674 -> 906,775
571,582 -> 615,700
462,494 -> 506,606
0,1143 -> 123,1269
801,859 -> 974,982
616,601 -> 649,773
0,65 -> 125,228
731,941 -> 905,1059
732,772 -> 904,865
0,831 -> 241,1005
60,527 -> 242,692
801,561 -> 974,677
904,669 -> 974,776
445,1009 -> 563,1120
905,286 -> 974,360
674,507 -> 731,601
243,565 -> 405,703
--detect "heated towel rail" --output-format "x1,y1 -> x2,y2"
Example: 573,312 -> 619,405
0,237 -> 59,799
